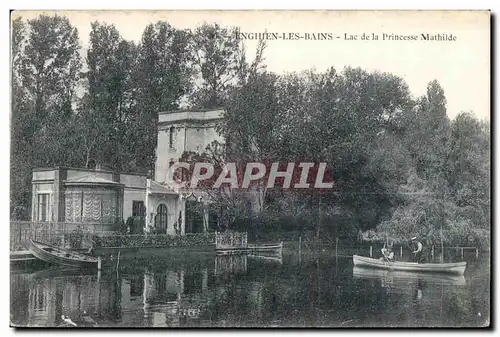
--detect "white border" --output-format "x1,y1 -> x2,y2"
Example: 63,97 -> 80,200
2,2 -> 497,337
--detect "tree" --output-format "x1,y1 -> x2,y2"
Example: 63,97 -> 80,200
11,16 -> 30,217
11,14 -> 82,218
374,81 -> 490,250
190,23 -> 246,108
133,21 -> 194,174
19,15 -> 81,130
82,21 -> 137,170
404,80 -> 451,179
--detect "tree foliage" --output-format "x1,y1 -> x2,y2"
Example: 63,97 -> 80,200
10,14 -> 490,249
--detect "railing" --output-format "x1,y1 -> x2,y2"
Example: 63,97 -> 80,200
10,228 -> 94,251
215,231 -> 248,249
10,221 -> 104,251
10,221 -> 216,251
10,221 -> 116,233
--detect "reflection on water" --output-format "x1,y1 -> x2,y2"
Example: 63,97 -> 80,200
10,249 -> 490,327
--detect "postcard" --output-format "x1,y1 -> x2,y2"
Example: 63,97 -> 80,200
10,10 -> 490,328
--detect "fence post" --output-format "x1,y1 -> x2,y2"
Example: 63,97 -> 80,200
476,247 -> 479,258
461,247 -> 464,260
370,245 -> 373,258
400,246 -> 403,258
335,237 -> 338,257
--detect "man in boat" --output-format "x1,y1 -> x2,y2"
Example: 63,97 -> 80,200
411,236 -> 424,263
380,243 -> 395,262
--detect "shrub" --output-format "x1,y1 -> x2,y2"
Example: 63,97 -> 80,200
68,226 -> 84,249
125,217 -> 135,233
91,232 -> 215,248
113,218 -> 128,234
151,227 -> 167,234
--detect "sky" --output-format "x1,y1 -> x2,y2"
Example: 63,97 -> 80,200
12,10 -> 491,120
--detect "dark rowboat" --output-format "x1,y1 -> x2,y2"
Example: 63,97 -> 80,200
26,239 -> 99,269
352,255 -> 466,275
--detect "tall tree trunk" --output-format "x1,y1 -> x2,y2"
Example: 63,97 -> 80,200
317,192 -> 321,240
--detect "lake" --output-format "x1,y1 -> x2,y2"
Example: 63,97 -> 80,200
10,247 -> 490,328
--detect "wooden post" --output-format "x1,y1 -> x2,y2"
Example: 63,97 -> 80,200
432,245 -> 435,258
400,246 -> 403,258
461,247 -> 464,260
116,250 -> 121,270
370,245 -> 373,258
299,236 -> 302,255
476,247 -> 479,258
97,257 -> 102,271
440,227 -> 444,263
335,237 -> 338,257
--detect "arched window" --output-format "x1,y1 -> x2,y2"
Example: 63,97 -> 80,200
155,204 -> 168,230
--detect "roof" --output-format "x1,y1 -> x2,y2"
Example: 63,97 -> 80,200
158,109 -> 224,125
149,180 -> 178,195
158,107 -> 225,115
64,175 -> 124,187
32,166 -> 147,176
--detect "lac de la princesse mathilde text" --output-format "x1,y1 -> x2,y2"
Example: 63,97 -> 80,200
235,32 -> 458,41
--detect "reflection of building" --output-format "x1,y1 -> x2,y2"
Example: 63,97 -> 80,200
11,255 -> 301,328
142,268 -> 210,327
12,273 -> 115,327
30,109 -> 224,234
214,255 -> 248,276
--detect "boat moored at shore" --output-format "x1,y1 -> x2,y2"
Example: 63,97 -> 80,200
26,239 -> 100,269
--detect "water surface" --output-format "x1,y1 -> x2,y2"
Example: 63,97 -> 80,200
10,248 -> 490,327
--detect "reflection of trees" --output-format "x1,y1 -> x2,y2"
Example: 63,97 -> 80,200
10,274 -> 30,326
11,250 -> 490,327
110,274 -> 122,320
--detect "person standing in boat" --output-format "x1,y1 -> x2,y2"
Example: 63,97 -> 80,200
411,236 -> 424,263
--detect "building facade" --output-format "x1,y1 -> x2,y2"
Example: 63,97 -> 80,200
155,108 -> 224,184
30,109 -> 224,235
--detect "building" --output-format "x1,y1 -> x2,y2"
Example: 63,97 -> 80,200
155,108 -> 224,184
30,108 -> 224,234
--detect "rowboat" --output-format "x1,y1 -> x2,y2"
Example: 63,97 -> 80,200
26,239 -> 99,269
352,266 -> 467,286
352,255 -> 466,275
215,242 -> 283,256
248,242 -> 283,255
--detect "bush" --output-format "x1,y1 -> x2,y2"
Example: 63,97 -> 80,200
91,232 -> 215,248
125,217 -> 145,234
151,227 -> 167,234
113,218 -> 128,234
125,217 -> 135,233
68,226 -> 84,249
